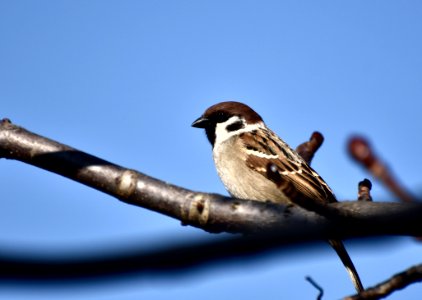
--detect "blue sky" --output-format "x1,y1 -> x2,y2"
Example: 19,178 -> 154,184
1,1 -> 422,299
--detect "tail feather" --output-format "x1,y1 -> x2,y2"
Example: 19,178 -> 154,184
329,239 -> 364,293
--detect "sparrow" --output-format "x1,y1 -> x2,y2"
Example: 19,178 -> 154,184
192,101 -> 364,293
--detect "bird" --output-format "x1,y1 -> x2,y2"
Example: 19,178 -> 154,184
192,101 -> 364,293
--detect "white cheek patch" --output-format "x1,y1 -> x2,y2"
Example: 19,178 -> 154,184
214,117 -> 264,147
214,116 -> 240,146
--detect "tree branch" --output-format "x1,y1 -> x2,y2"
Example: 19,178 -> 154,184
0,234 -> 325,281
306,276 -> 324,300
2,118 -> 422,300
1,118 -> 422,239
344,264 -> 422,300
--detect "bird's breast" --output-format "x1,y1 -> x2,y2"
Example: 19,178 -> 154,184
213,138 -> 290,203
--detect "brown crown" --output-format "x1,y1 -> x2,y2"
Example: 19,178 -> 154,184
203,101 -> 263,124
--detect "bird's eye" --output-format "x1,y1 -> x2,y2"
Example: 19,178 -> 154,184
214,112 -> 230,123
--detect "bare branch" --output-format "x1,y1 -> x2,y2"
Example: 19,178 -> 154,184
0,234 -> 397,282
0,234 -> 324,281
1,118 -> 422,300
306,276 -> 324,300
344,264 -> 422,300
1,119 -> 422,239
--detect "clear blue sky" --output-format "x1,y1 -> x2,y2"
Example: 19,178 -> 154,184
1,1 -> 422,299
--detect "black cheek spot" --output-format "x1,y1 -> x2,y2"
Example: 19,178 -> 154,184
226,120 -> 245,132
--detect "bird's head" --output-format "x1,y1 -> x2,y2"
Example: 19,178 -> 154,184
192,101 -> 263,146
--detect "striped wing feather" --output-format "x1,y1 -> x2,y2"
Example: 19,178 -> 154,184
240,127 -> 363,293
241,129 -> 336,204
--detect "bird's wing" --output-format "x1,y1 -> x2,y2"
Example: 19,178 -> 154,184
240,129 -> 336,204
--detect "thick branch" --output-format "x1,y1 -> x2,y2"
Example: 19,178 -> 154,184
1,119 -> 422,239
2,118 -> 422,297
0,235 -> 392,282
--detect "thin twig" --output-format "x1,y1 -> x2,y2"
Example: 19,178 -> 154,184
344,264 -> 422,300
306,276 -> 324,300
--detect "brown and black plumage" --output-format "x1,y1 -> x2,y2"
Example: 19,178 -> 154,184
192,101 -> 364,293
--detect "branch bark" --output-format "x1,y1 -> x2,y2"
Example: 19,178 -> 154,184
1,118 -> 422,299
1,118 -> 422,239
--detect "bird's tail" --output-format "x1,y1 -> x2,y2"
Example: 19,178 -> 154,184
329,239 -> 364,293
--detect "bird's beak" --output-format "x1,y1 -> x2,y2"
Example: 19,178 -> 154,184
191,116 -> 209,128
